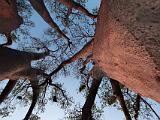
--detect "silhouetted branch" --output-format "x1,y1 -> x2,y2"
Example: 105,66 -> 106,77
134,94 -> 141,120
0,80 -> 17,104
58,0 -> 97,18
24,80 -> 40,120
49,83 -> 68,102
82,68 -> 103,120
141,97 -> 160,119
110,79 -> 131,120
49,40 -> 93,76
29,0 -> 71,45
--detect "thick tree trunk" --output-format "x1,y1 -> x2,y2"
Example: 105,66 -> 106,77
93,0 -> 160,102
0,0 -> 22,33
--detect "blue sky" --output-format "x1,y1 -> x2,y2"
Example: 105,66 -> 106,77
0,0 -> 160,120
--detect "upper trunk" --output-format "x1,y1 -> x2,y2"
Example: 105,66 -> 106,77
0,0 -> 22,33
93,0 -> 160,102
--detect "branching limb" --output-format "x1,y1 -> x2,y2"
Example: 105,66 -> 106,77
29,0 -> 71,45
0,80 -> 17,104
58,0 -> 97,18
49,40 -> 93,76
49,83 -> 68,102
110,79 -> 131,120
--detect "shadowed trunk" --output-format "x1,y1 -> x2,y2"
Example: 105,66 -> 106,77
23,80 -> 39,120
82,78 -> 102,120
82,68 -> 103,120
110,79 -> 131,120
134,94 -> 141,120
0,80 -> 16,104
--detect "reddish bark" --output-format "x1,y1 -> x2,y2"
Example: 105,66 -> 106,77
0,0 -> 22,33
93,0 -> 160,102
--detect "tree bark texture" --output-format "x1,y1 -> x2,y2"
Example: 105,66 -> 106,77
93,0 -> 160,102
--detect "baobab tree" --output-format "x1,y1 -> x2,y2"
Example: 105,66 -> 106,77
0,0 -> 160,120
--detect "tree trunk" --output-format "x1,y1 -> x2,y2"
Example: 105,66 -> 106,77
24,80 -> 39,120
82,67 -> 104,120
0,0 -> 22,33
82,78 -> 102,120
0,80 -> 16,104
93,0 -> 160,102
110,79 -> 131,120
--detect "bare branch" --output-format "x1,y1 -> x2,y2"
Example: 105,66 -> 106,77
58,0 -> 97,18
29,0 -> 71,45
141,97 -> 160,119
49,40 -> 93,76
0,80 -> 17,104
49,83 -> 68,102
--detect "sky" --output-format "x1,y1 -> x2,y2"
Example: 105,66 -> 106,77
0,0 -> 160,120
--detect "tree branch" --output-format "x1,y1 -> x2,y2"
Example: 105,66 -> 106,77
82,68 -> 103,120
82,78 -> 102,120
141,97 -> 160,119
0,80 -> 17,104
110,79 -> 131,120
24,80 -> 40,120
49,40 -> 93,76
49,83 -> 68,102
0,32 -> 12,46
29,0 -> 71,45
57,0 -> 97,18
134,94 -> 141,120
